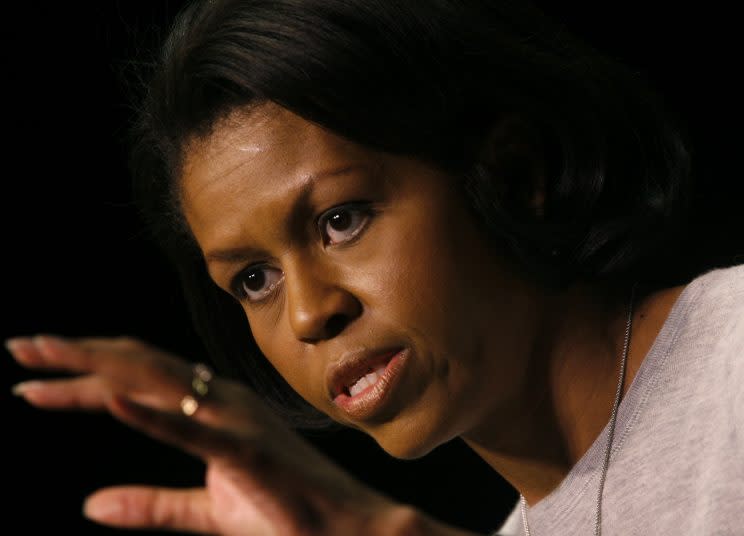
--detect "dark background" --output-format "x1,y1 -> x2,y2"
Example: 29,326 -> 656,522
3,2 -> 742,535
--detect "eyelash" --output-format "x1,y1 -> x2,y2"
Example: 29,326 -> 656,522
230,202 -> 375,304
317,201 -> 375,247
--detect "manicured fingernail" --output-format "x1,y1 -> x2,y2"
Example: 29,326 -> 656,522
5,338 -> 30,353
84,498 -> 122,522
11,381 -> 43,396
5,338 -> 37,361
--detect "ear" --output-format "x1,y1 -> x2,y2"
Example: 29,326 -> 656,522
476,114 -> 546,219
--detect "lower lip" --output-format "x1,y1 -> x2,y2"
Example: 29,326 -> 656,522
333,348 -> 409,421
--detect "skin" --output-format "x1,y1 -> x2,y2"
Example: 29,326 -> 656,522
179,103 -> 686,504
7,335 -> 465,535
181,104 -> 542,462
7,101 -> 687,534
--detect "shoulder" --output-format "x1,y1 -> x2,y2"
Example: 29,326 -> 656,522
679,263 -> 744,334
689,262 -> 744,300
681,263 -> 744,406
652,263 -> 744,388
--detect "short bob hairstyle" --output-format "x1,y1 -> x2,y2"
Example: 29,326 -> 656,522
129,0 -> 692,429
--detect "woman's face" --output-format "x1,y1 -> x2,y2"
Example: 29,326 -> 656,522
180,103 -> 542,458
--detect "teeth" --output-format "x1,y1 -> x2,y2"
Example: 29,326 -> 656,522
349,376 -> 371,397
347,363 -> 387,397
364,371 -> 379,384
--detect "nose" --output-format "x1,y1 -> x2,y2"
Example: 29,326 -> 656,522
284,260 -> 362,344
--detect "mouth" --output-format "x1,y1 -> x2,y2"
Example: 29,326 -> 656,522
327,347 -> 409,421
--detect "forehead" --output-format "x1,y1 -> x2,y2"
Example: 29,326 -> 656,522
181,104 -> 356,199
179,103 -> 371,254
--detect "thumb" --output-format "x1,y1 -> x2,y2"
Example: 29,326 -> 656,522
84,486 -> 216,534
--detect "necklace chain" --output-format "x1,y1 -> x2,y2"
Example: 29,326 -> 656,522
520,283 -> 637,536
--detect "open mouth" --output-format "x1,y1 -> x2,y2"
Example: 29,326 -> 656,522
343,361 -> 390,397
331,348 -> 400,399
330,347 -> 409,421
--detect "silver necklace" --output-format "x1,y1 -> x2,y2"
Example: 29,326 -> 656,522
520,283 -> 637,536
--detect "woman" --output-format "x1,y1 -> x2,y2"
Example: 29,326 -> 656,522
7,1 -> 743,534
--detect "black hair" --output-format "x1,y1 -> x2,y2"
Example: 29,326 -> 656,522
129,0 -> 692,429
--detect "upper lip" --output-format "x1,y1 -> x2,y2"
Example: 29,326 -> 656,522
326,346 -> 403,398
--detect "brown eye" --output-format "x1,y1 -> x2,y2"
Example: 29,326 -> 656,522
243,269 -> 265,291
328,211 -> 353,232
319,204 -> 372,246
235,265 -> 284,302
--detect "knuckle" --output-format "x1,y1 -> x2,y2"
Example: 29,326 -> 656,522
150,491 -> 177,528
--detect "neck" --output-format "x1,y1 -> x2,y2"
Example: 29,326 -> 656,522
462,281 -> 685,506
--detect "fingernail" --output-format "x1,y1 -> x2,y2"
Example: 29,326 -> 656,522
11,381 -> 43,396
84,498 -> 122,522
5,337 -> 30,354
5,338 -> 37,361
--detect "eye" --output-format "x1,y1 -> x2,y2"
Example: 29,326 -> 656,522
318,203 -> 372,246
233,264 -> 284,303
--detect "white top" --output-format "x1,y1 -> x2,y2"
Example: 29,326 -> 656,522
494,263 -> 744,535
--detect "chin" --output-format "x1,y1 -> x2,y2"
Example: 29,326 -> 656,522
371,417 -> 453,460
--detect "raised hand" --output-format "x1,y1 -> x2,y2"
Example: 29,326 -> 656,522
7,335 -> 475,535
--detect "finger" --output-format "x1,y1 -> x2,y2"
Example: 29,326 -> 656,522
6,337 -> 48,368
11,374 -> 196,415
8,335 -> 269,434
8,335 -> 181,377
84,486 -> 217,534
108,395 -> 247,461
8,335 -> 194,409
7,335 -> 120,371
12,375 -> 107,411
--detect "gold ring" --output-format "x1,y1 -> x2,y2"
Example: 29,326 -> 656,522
180,363 -> 213,416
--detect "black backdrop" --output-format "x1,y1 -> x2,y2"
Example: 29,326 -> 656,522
3,2 -> 742,535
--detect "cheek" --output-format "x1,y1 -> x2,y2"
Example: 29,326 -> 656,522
357,203 -> 480,352
245,311 -> 332,409
244,313 -> 301,385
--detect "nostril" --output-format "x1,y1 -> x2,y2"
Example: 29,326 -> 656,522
325,314 -> 349,338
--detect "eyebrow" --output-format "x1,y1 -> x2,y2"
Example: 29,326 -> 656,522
204,164 -> 364,266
